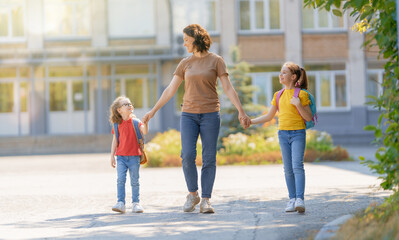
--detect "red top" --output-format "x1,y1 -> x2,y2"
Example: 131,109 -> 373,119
111,118 -> 143,156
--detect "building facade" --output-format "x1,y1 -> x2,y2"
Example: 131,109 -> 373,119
0,0 -> 384,144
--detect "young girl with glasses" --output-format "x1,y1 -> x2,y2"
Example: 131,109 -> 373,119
109,96 -> 148,213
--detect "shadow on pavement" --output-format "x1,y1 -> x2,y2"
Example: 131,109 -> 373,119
6,189 -> 389,240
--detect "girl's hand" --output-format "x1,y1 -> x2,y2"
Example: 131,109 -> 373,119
111,156 -> 116,168
290,96 -> 301,107
238,112 -> 251,129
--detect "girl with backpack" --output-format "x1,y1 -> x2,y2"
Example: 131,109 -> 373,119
250,62 -> 312,213
109,96 -> 148,214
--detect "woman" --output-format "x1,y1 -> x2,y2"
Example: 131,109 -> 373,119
143,24 -> 250,213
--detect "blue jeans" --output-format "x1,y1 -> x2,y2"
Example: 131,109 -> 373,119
278,130 -> 306,200
180,111 -> 220,198
116,155 -> 140,204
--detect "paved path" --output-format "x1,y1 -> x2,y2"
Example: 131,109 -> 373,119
0,149 -> 390,240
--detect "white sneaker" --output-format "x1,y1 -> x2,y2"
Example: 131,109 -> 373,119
295,198 -> 305,213
112,201 -> 126,213
200,198 -> 215,213
183,193 -> 200,212
132,202 -> 144,213
285,198 -> 296,212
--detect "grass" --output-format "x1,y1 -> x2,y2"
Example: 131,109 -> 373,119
331,191 -> 399,240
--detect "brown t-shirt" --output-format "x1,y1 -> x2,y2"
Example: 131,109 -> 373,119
173,52 -> 229,113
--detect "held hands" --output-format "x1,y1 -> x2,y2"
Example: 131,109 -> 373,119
142,110 -> 155,124
239,112 -> 251,129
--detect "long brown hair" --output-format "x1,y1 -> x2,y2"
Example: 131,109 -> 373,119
183,24 -> 212,52
284,62 -> 308,90
109,96 -> 135,124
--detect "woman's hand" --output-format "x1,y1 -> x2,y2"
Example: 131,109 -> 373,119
239,112 -> 251,129
142,110 -> 155,124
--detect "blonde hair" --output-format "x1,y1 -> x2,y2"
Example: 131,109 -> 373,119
283,62 -> 308,90
109,96 -> 136,124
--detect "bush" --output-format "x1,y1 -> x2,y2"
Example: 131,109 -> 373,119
145,127 -> 349,167
145,129 -> 202,167
306,129 -> 334,152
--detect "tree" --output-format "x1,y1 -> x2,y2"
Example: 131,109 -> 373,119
303,0 -> 399,191
219,46 -> 266,144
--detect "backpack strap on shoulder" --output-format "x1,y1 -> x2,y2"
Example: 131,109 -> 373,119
294,87 -> 301,98
113,123 -> 119,146
276,88 -> 285,111
132,118 -> 145,144
293,87 -> 304,119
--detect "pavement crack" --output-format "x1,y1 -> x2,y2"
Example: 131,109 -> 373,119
252,209 -> 261,240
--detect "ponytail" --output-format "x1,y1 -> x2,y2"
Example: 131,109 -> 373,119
298,68 -> 308,90
284,62 -> 308,90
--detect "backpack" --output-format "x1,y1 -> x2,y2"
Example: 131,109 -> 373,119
276,87 -> 317,129
113,118 -> 147,164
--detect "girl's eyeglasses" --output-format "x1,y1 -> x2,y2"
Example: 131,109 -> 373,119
122,103 -> 132,107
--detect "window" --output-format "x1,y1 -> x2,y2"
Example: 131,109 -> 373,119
50,82 -> 67,111
250,72 -> 281,106
0,68 -> 15,113
302,6 -> 346,31
48,66 -> 90,111
0,0 -> 25,41
126,79 -> 144,108
366,70 -> 384,100
335,75 -> 347,107
20,81 -> 28,112
72,81 -> 88,111
238,0 -> 282,33
114,64 -> 157,109
108,0 -> 155,38
48,66 -> 83,77
0,82 -> 13,112
173,0 -> 219,34
44,0 -> 90,38
307,71 -> 348,109
148,77 -> 157,107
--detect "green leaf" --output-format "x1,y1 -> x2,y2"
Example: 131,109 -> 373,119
333,0 -> 341,8
332,9 -> 342,17
375,129 -> 382,138
343,1 -> 352,10
364,125 -> 377,131
353,0 -> 365,9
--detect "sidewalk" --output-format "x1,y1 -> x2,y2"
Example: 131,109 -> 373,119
0,144 -> 389,240
314,143 -> 382,240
